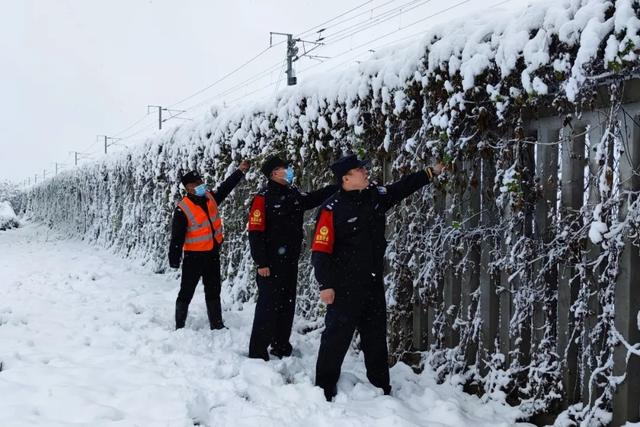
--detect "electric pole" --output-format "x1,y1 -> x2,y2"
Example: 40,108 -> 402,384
147,105 -> 187,130
54,162 -> 66,175
270,32 -> 298,86
97,135 -> 120,154
286,34 -> 297,86
70,151 -> 90,166
148,105 -> 165,130
270,31 -> 325,86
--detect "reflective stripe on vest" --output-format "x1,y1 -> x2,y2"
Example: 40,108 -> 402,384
177,193 -> 224,251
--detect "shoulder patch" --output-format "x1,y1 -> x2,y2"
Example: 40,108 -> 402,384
248,194 -> 266,232
311,209 -> 334,254
324,197 -> 340,211
377,186 -> 387,195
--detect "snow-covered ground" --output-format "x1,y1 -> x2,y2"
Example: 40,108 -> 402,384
0,222 -> 531,427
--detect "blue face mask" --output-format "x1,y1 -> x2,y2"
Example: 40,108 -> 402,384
194,183 -> 207,197
285,167 -> 294,185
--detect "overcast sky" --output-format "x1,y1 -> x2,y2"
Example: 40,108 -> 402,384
1,0 -> 527,184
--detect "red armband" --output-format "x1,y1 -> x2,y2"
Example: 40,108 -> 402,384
248,195 -> 266,232
311,209 -> 334,254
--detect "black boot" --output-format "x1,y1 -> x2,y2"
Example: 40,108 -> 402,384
323,385 -> 337,402
175,304 -> 188,330
270,343 -> 293,359
207,304 -> 225,330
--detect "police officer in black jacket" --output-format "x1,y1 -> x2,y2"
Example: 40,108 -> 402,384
247,155 -> 338,360
169,160 -> 250,330
310,154 -> 443,401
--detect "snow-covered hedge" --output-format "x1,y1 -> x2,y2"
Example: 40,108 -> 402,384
18,0 -> 640,423
0,180 -> 20,208
0,201 -> 19,231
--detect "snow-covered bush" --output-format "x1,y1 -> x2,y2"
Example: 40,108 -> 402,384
0,180 -> 20,207
0,201 -> 19,230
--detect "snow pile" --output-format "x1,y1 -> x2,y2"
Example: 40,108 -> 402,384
0,201 -> 18,231
0,223 -> 530,427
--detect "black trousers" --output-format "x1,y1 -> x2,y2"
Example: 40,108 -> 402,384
175,249 -> 223,329
315,284 -> 390,397
248,262 -> 298,360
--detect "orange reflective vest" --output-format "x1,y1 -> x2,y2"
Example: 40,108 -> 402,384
177,193 -> 224,251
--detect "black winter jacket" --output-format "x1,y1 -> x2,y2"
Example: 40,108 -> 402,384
311,171 -> 430,294
248,180 -> 338,269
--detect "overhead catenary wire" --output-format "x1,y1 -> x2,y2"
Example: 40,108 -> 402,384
274,58 -> 288,99
227,0 -> 482,105
168,45 -> 280,109
221,2 -> 463,106
100,2 -> 381,143
317,0 -> 434,46
181,61 -> 285,116
175,0 -> 436,112
112,113 -> 154,138
167,1 -> 393,112
326,0 -> 518,65
303,0 -> 425,44
294,0 -> 378,39
61,0 -> 514,173
110,0 -> 453,138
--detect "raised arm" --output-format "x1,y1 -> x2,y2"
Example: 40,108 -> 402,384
300,184 -> 339,210
382,170 -> 430,209
211,169 -> 245,205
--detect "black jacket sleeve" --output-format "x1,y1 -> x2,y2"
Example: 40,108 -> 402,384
249,232 -> 269,268
212,169 -> 245,205
311,251 -> 336,291
168,207 -> 187,268
383,170 -> 430,210
300,184 -> 339,210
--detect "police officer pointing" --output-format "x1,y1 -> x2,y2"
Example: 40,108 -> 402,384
247,155 -> 338,361
311,154 -> 443,401
169,160 -> 250,330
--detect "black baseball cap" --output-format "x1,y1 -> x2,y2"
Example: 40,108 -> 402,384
329,154 -> 370,181
261,155 -> 291,177
180,170 -> 203,186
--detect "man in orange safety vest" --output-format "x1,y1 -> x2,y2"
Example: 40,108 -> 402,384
169,160 -> 250,330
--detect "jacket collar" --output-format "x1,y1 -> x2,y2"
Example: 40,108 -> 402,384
340,184 -> 373,201
268,179 -> 290,193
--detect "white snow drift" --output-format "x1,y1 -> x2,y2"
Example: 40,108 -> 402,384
0,222 -> 531,427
